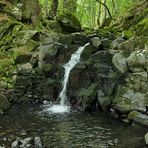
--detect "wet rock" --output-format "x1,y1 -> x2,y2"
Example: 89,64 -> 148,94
11,140 -> 18,148
34,137 -> 42,148
38,42 -> 64,68
101,38 -> 112,48
0,146 -> 6,148
97,90 -> 111,110
145,132 -> 148,145
127,50 -> 146,72
0,93 -> 10,112
90,37 -> 103,50
112,53 -> 128,73
111,37 -> 125,50
69,63 -> 90,91
133,113 -> 148,127
75,83 -> 98,111
71,32 -> 88,45
11,137 -> 33,148
56,12 -> 81,33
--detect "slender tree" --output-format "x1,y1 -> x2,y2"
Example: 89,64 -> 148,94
96,0 -> 112,28
49,0 -> 59,18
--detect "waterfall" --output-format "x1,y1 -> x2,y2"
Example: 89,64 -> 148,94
48,43 -> 89,113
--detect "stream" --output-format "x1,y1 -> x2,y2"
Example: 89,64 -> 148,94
0,104 -> 147,147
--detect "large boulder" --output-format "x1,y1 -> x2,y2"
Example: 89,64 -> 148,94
127,50 -> 147,72
111,37 -> 125,50
97,90 -> 111,110
56,13 -> 81,33
112,52 -> 128,73
75,83 -> 98,111
90,37 -> 103,50
38,43 -> 63,68
0,93 -> 10,112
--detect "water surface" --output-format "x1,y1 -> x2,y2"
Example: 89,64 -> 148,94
0,104 -> 147,147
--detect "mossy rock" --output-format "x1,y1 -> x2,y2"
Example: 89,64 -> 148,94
56,12 -> 81,33
128,111 -> 139,120
42,20 -> 62,32
113,86 -> 133,113
13,30 -> 38,46
0,93 -> 10,111
0,20 -> 21,40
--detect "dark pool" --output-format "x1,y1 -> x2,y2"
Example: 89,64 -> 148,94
0,104 -> 147,147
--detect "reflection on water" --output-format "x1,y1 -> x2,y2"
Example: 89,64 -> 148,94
0,104 -> 147,147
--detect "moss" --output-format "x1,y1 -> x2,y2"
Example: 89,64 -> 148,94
128,111 -> 139,120
122,29 -> 134,39
11,24 -> 23,36
56,12 -> 81,33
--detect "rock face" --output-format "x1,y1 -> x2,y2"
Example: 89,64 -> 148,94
112,53 -> 128,73
12,30 -> 148,127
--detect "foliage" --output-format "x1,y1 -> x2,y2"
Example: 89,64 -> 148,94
38,0 -> 144,28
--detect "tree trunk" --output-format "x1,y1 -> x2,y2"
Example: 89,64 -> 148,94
49,0 -> 58,18
97,0 -> 108,28
44,0 -> 49,17
97,0 -> 102,27
112,0 -> 116,15
22,0 -> 41,26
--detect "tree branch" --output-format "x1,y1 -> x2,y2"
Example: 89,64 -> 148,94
96,0 -> 113,19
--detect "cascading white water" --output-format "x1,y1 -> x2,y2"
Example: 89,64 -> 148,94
47,43 -> 89,113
